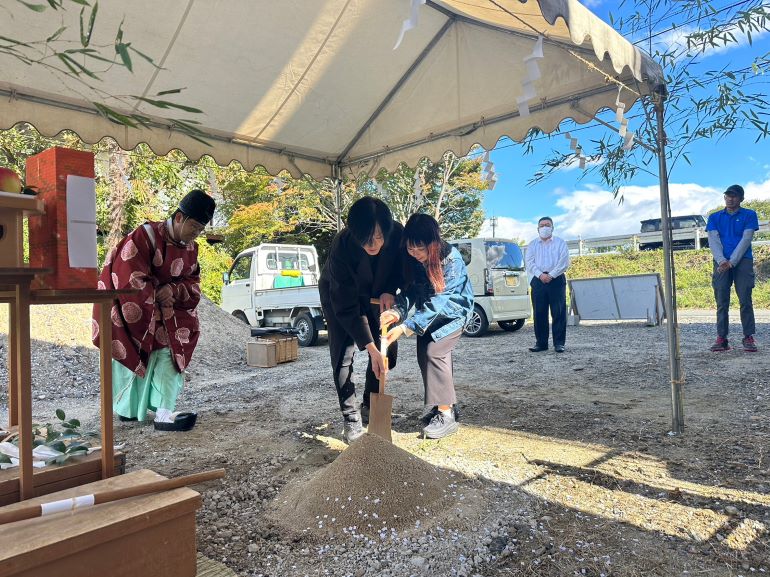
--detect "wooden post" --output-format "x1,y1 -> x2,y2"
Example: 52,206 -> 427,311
7,303 -> 18,427
98,301 -> 114,479
14,279 -> 33,500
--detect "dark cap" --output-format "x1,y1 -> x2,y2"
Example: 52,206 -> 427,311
724,184 -> 744,198
178,189 -> 216,224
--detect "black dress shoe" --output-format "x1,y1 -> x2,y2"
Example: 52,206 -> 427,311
554,345 -> 565,353
153,412 -> 197,431
529,345 -> 548,352
118,415 -> 138,422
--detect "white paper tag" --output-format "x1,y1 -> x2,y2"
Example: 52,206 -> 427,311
66,175 -> 98,269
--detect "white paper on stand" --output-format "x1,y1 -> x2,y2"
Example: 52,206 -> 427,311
66,175 -> 98,269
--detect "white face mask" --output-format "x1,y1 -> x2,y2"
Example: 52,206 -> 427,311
538,225 -> 553,239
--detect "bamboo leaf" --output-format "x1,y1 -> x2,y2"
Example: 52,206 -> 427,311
115,42 -> 132,71
16,1 -> 48,12
128,45 -> 158,67
134,96 -> 202,113
46,26 -> 66,42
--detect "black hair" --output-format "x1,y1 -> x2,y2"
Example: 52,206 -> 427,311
403,213 -> 442,248
403,213 -> 447,292
538,216 -> 553,226
347,196 -> 394,247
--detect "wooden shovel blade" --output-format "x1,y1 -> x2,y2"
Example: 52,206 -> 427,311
368,392 -> 393,442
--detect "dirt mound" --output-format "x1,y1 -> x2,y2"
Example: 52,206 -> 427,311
272,434 -> 480,538
190,296 -> 250,371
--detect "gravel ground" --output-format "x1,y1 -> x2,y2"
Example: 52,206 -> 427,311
1,301 -> 769,577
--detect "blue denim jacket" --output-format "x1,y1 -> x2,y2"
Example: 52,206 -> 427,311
394,245 -> 474,342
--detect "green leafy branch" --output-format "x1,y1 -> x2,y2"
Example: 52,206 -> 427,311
0,409 -> 100,466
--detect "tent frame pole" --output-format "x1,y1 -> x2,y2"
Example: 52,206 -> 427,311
654,85 -> 685,435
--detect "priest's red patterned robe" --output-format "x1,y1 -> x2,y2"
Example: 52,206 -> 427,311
92,220 -> 202,376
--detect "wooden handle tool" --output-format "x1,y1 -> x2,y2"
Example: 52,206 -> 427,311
0,468 -> 225,526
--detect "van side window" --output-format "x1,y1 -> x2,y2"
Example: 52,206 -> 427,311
230,254 -> 253,281
453,242 -> 472,266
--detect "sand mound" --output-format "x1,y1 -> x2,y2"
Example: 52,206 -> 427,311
272,434 -> 480,538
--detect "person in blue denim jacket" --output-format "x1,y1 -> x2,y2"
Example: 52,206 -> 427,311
380,213 -> 474,439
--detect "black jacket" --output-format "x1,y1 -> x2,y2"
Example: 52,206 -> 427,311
319,223 -> 403,350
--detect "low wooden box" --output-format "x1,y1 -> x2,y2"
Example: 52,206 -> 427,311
0,468 -> 201,577
0,451 -> 126,507
247,340 -> 277,368
260,334 -> 299,363
247,336 -> 298,367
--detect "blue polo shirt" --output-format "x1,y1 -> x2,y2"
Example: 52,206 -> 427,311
706,207 -> 759,261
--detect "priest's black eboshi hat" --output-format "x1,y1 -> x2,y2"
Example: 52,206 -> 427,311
178,189 -> 216,224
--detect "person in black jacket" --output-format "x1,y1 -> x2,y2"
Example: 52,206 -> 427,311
319,197 -> 403,443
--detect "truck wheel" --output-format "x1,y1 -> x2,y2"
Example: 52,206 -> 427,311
294,312 -> 318,347
233,311 -> 250,325
499,318 -> 525,332
463,305 -> 489,337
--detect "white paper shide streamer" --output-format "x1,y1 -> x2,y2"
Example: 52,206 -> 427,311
564,132 -> 587,169
615,86 -> 635,151
517,35 -> 544,117
413,171 -> 423,205
394,0 -> 426,50
481,151 -> 498,190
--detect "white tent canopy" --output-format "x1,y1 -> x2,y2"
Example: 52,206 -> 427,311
1,0 -> 664,178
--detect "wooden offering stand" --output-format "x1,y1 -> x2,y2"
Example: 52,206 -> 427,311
0,192 -> 128,503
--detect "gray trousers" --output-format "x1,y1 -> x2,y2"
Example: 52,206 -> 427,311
417,329 -> 462,407
712,258 -> 755,338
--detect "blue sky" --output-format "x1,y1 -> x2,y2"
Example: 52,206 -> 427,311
477,1 -> 770,243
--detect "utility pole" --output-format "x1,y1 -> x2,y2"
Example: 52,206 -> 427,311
490,215 -> 497,237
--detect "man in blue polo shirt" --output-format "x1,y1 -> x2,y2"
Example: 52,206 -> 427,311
706,184 -> 759,352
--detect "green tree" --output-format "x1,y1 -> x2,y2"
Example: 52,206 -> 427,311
373,151 -> 487,238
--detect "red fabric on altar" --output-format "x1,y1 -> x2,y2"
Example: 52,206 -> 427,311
93,220 -> 202,376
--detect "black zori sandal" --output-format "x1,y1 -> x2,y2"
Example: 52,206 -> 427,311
153,412 -> 197,432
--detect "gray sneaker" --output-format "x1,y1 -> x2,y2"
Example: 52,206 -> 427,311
423,409 -> 459,439
343,414 -> 364,444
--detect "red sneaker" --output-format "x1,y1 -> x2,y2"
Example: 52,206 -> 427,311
742,336 -> 758,352
710,337 -> 730,352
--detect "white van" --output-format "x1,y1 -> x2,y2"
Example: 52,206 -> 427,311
448,238 -> 531,337
220,243 -> 325,346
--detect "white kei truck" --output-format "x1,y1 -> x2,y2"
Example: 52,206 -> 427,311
220,243 -> 325,347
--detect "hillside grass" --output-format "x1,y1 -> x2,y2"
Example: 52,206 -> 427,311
570,245 -> 770,308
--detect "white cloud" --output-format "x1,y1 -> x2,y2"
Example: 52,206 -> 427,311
652,23 -> 769,61
495,178 -> 770,242
579,0 -> 603,8
477,216 -> 538,243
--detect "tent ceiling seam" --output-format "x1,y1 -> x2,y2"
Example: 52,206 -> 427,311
254,0 -> 355,141
335,16 -> 455,164
133,0 -> 196,112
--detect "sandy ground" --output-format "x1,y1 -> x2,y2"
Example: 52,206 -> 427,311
1,305 -> 769,577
